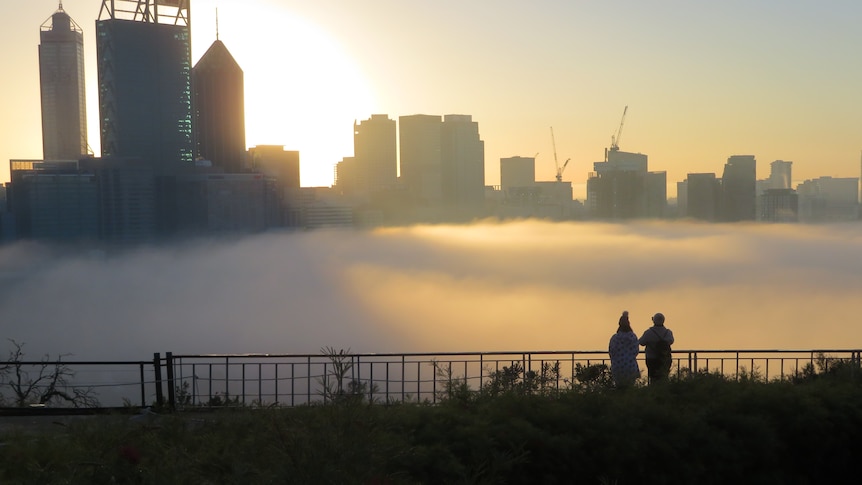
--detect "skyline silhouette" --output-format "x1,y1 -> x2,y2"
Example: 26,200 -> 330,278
1,0 -> 860,193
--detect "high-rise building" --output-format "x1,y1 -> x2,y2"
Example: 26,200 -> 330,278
248,144 -> 300,209
797,176 -> 859,222
39,3 -> 87,160
721,155 -> 756,221
96,0 -> 194,173
399,114 -> 443,204
441,114 -> 485,209
500,156 -> 536,191
587,150 -> 666,219
768,160 -> 792,190
353,114 -> 397,195
760,189 -> 798,222
193,38 -> 246,173
686,173 -> 721,221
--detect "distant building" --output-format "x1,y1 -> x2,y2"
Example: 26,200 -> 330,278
796,176 -> 859,222
760,188 -> 798,222
174,173 -> 276,235
441,115 -> 485,211
193,39 -> 246,173
721,155 -> 756,221
352,114 -> 397,196
248,145 -> 300,190
685,173 -> 721,221
8,160 -> 98,242
500,156 -> 536,192
96,0 -> 194,173
768,160 -> 792,190
39,4 -> 88,160
587,150 -> 664,219
284,187 -> 354,229
8,158 -> 157,245
399,114 -> 443,205
676,180 -> 688,217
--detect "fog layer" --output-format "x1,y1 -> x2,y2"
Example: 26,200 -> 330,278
1,221 -> 860,359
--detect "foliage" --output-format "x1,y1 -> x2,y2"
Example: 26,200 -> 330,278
1,361 -> 862,484
0,339 -> 99,408
318,346 -> 379,404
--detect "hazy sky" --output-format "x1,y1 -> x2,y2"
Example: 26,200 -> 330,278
2,221 -> 861,360
2,1 -> 861,196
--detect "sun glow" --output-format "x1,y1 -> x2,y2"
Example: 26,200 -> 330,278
192,1 -> 376,187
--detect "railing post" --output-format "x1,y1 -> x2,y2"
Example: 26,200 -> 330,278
153,352 -> 163,408
166,352 -> 175,411
139,363 -> 146,407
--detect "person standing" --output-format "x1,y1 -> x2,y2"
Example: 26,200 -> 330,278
608,311 -> 641,388
639,312 -> 675,383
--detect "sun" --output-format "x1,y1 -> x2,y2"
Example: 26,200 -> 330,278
191,1 -> 376,187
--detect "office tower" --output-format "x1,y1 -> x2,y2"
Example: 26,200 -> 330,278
441,115 -> 485,209
96,0 -> 193,173
193,38 -> 246,173
676,180 -> 688,216
768,160 -> 792,190
8,160 -> 98,241
500,156 -> 536,191
760,189 -> 798,222
353,114 -> 397,195
248,145 -> 300,189
686,173 -> 721,221
721,155 -> 756,221
587,150 -> 657,219
39,3 -> 87,160
399,115 -> 443,204
797,176 -> 860,222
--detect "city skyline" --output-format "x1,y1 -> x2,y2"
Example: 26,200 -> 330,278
2,1 -> 861,196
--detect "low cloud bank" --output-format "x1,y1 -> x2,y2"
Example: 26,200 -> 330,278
1,221 -> 860,360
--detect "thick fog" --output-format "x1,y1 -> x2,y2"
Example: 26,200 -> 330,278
1,220 -> 860,360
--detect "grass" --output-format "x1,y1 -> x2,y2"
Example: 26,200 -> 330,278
1,364 -> 861,484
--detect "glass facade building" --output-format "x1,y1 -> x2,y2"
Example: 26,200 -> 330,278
96,1 -> 193,174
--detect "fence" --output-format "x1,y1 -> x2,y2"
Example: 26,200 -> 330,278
2,350 -> 860,410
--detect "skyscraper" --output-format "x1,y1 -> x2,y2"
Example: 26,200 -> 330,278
721,155 -> 756,221
441,115 -> 484,209
193,38 -> 246,173
96,0 -> 193,173
399,114 -> 443,204
353,114 -> 397,195
39,3 -> 87,160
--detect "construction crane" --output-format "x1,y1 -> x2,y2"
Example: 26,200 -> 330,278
550,127 -> 571,182
610,105 -> 628,152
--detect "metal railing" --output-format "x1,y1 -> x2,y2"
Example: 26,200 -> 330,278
168,349 -> 862,408
2,350 -> 860,410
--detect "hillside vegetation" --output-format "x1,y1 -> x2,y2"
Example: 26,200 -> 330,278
1,357 -> 860,484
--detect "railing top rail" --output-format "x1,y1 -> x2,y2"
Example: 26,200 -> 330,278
0,360 -> 154,366
168,349 -> 862,360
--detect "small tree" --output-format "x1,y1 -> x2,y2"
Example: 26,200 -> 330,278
0,339 -> 99,408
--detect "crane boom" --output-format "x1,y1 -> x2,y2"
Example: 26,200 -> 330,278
551,127 -> 562,182
610,105 -> 628,152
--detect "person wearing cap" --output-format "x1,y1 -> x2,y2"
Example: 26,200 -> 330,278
639,312 -> 675,383
608,311 -> 641,388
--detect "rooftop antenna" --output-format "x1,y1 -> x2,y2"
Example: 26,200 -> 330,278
215,8 -> 219,40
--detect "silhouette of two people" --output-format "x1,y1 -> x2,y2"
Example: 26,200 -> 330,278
609,311 -> 675,387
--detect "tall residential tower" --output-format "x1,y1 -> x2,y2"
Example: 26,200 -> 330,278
39,3 -> 87,160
